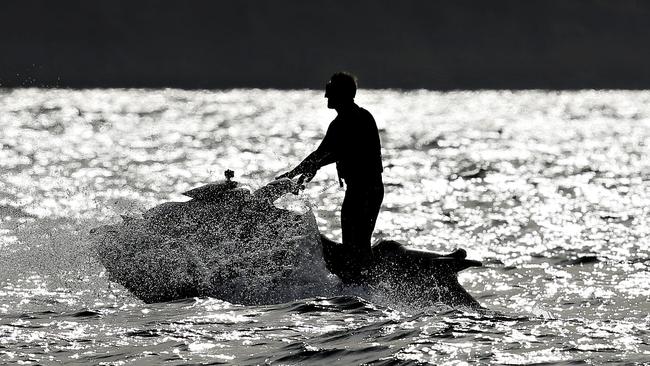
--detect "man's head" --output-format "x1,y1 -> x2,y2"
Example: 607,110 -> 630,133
325,72 -> 357,109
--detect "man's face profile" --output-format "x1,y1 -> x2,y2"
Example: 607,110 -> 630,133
325,81 -> 340,109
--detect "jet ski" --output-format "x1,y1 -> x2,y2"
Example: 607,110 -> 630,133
321,236 -> 481,307
90,170 -> 482,307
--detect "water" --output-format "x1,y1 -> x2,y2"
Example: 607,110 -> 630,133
1,88 -> 649,364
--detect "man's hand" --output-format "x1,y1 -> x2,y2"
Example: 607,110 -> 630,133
296,169 -> 316,187
276,160 -> 318,181
300,169 -> 317,183
286,169 -> 314,195
275,166 -> 317,195
276,169 -> 316,185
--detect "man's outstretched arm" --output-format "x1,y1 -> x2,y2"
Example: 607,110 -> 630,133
276,124 -> 339,183
275,149 -> 337,183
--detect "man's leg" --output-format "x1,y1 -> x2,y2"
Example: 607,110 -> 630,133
365,183 -> 384,241
340,183 -> 384,283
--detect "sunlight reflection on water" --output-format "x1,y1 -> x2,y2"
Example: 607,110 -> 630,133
1,88 -> 649,364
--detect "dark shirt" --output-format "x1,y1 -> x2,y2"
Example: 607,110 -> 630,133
301,103 -> 383,185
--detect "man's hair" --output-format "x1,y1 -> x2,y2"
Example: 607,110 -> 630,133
326,72 -> 357,99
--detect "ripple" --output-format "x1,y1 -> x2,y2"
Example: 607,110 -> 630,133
1,89 -> 650,364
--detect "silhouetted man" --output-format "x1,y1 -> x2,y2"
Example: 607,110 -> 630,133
277,72 -> 384,283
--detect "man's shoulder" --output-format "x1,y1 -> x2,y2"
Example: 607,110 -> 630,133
328,116 -> 343,133
355,105 -> 374,119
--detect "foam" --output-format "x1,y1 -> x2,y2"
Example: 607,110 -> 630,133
90,179 -> 338,304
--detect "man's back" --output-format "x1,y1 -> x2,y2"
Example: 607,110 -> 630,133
322,104 -> 383,184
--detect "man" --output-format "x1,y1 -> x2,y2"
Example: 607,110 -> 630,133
277,72 -> 384,283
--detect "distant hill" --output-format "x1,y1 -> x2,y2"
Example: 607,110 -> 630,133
2,0 -> 650,89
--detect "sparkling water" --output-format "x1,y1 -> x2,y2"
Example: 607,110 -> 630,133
1,88 -> 649,364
